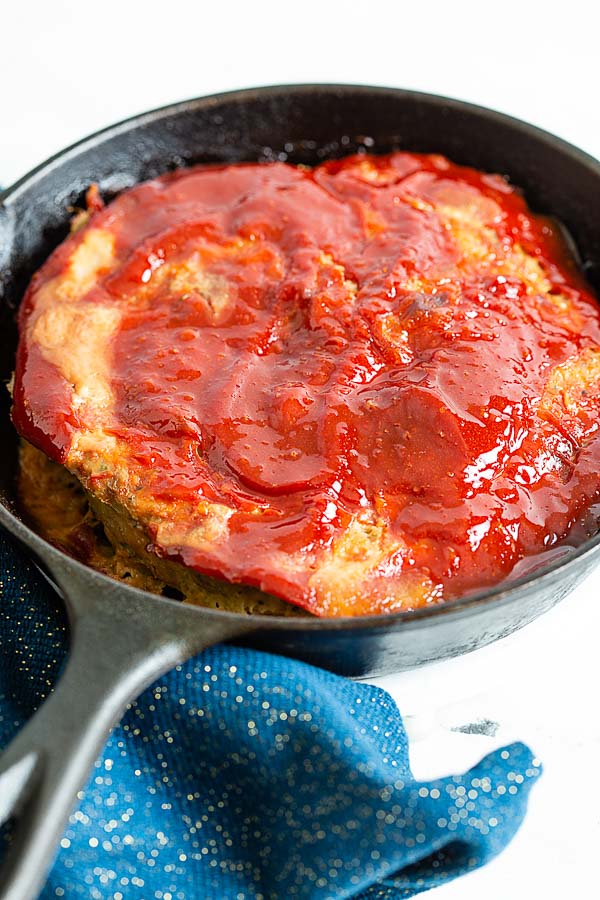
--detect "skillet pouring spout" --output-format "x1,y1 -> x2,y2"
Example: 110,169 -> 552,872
0,542 -> 251,900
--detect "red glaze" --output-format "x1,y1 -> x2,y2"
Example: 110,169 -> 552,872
12,154 -> 600,614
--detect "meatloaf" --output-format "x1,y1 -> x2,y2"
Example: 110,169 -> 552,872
12,153 -> 600,616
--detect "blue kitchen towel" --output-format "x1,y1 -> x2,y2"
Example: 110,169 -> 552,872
0,530 -> 541,899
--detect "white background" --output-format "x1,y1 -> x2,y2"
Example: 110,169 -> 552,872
2,1 -> 599,897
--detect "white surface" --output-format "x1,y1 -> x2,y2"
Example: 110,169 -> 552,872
2,2 -> 599,896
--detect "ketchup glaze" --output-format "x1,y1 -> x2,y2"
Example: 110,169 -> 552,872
12,153 -> 600,615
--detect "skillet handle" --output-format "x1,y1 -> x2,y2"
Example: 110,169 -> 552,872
0,565 -> 249,900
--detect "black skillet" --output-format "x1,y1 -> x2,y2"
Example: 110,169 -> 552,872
1,84 -> 600,900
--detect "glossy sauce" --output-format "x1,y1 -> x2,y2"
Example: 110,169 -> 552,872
13,154 -> 600,614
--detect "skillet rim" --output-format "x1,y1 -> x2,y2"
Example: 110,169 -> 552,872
3,83 -> 600,207
2,81 -> 600,630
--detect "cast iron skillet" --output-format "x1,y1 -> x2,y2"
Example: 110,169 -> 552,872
1,84 -> 600,900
